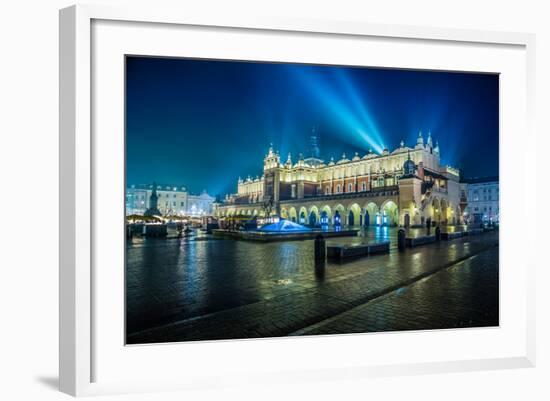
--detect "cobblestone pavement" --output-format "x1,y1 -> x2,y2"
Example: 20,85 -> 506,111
127,231 -> 499,344
292,246 -> 499,336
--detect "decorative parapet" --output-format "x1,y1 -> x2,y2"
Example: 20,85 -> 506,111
444,165 -> 460,177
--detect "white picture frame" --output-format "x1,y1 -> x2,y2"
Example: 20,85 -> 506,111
59,4 -> 536,397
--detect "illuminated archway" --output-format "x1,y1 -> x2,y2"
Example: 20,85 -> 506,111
334,204 -> 345,225
299,207 -> 308,225
364,202 -> 379,226
320,205 -> 331,226
288,207 -> 297,222
347,203 -> 361,227
308,206 -> 319,226
309,205 -> 320,219
308,212 -> 317,226
381,200 -> 398,226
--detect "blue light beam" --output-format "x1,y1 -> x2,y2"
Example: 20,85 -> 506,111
287,66 -> 385,153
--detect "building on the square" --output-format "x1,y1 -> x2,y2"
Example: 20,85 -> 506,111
216,131 -> 463,227
126,183 -> 215,216
187,191 -> 216,216
460,176 -> 499,224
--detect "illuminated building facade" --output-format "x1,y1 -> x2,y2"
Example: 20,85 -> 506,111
126,184 -> 215,216
461,176 -> 499,224
217,131 -> 462,227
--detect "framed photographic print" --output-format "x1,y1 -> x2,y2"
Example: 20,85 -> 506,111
60,4 -> 536,396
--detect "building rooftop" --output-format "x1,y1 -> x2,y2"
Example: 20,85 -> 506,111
129,183 -> 187,191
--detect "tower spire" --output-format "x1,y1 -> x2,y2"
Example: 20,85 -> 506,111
309,125 -> 320,159
417,130 -> 424,144
402,150 -> 416,176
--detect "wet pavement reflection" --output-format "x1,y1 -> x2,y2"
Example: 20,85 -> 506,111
126,227 -> 498,341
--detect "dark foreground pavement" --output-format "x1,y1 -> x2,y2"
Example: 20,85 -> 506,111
292,246 -> 498,336
127,232 -> 499,344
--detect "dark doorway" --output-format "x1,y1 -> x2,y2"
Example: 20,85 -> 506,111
309,211 -> 317,226
348,211 -> 354,226
321,210 -> 329,225
334,210 -> 341,226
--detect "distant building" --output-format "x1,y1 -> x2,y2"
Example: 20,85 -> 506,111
461,176 -> 499,224
187,191 -> 215,216
126,183 -> 215,216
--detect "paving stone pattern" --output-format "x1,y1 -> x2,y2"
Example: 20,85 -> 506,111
293,247 -> 499,336
127,230 -> 499,344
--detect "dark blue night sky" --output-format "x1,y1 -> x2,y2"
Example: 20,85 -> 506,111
126,57 -> 498,196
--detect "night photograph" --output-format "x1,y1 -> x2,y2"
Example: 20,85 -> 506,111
124,56 -> 499,345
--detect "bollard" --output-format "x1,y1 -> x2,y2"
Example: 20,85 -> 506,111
435,226 -> 441,241
398,228 -> 406,251
314,234 -> 326,264
314,260 -> 326,280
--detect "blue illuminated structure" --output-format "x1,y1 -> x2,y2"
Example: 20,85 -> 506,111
258,219 -> 312,233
